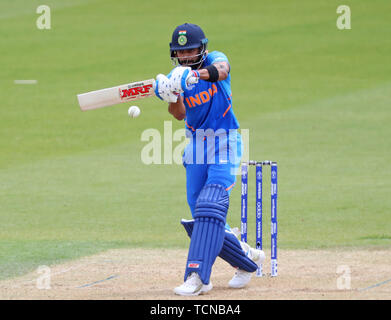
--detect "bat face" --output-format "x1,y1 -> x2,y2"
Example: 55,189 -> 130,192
77,79 -> 155,111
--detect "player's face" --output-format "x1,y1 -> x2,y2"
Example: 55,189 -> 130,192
176,48 -> 201,66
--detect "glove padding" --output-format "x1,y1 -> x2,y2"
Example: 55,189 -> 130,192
170,66 -> 199,93
154,74 -> 179,103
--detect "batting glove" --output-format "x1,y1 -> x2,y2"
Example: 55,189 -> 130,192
170,66 -> 200,93
154,74 -> 179,103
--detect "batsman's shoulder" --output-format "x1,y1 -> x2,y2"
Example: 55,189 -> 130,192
206,50 -> 230,65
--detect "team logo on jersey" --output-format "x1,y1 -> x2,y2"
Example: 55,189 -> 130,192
178,30 -> 187,46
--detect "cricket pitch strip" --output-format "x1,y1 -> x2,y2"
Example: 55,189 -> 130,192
1,248 -> 390,300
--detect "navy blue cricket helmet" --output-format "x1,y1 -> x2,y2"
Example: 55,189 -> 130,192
170,23 -> 208,69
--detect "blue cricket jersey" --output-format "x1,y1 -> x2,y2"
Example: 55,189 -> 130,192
169,51 -> 241,166
170,51 -> 239,134
185,51 -> 239,134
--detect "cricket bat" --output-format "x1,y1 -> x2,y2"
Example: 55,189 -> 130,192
77,79 -> 156,111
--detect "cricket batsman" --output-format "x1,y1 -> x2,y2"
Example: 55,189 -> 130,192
154,23 -> 264,296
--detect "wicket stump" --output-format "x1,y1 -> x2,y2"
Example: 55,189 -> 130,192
241,160 -> 278,277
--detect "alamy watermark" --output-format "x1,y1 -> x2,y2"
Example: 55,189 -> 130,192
140,121 -> 250,170
36,5 -> 51,30
36,265 -> 51,289
336,5 -> 351,30
336,265 -> 351,290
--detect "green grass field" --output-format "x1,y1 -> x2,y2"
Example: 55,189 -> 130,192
1,0 -> 390,280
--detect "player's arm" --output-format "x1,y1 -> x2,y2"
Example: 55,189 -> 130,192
197,61 -> 230,81
168,96 -> 186,121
